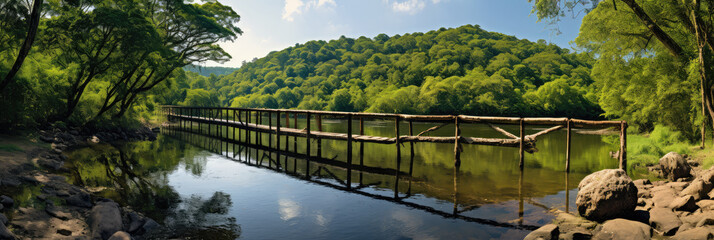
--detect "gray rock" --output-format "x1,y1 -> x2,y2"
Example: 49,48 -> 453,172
660,152 -> 692,180
576,169 -> 638,221
90,200 -> 123,240
0,221 -> 14,240
524,224 -> 558,240
670,195 -> 698,212
0,214 -> 6,225
65,192 -> 92,208
1,178 -> 20,187
0,196 -> 12,209
142,218 -> 161,233
107,231 -> 131,240
633,179 -> 652,186
127,212 -> 144,233
593,218 -> 651,240
649,207 -> 683,236
668,181 -> 691,192
40,135 -> 54,143
671,227 -> 714,240
681,178 -> 713,201
45,203 -> 71,220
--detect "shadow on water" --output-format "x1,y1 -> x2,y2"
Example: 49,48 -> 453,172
64,142 -> 240,239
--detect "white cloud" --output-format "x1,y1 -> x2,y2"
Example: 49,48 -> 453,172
282,0 -> 305,22
391,0 -> 426,14
282,0 -> 337,22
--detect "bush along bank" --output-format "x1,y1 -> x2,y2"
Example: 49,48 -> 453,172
0,125 -> 163,240
526,152 -> 714,239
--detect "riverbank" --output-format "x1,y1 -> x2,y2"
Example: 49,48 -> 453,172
0,126 -> 160,239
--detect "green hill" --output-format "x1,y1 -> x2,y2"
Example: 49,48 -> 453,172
183,65 -> 239,77
170,24 -> 601,118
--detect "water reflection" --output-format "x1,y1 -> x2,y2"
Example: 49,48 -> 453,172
162,120 -> 605,231
63,117 -> 623,239
65,142 -> 240,239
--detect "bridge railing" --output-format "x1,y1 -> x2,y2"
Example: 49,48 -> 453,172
160,105 -> 627,172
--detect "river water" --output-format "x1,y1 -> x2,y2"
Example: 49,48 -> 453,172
65,119 -> 626,239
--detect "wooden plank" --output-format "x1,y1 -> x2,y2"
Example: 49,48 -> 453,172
620,121 -> 628,172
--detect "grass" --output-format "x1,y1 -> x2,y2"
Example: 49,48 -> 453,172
623,125 -> 698,168
0,143 -> 24,153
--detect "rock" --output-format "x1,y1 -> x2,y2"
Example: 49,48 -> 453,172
90,200 -> 123,240
670,195 -> 698,212
107,231 -> 131,240
0,221 -> 15,240
634,179 -> 652,186
560,228 -> 592,240
45,203 -> 71,220
57,229 -> 72,236
649,207 -> 683,236
36,158 -> 63,170
672,227 -> 714,240
699,200 -> 714,211
142,218 -> 160,233
524,224 -> 558,240
688,160 -> 700,167
1,178 -> 20,187
39,135 -> 54,143
697,217 -> 714,227
681,178 -> 713,201
65,192 -> 92,208
660,152 -> 692,180
576,169 -> 638,221
127,212 -> 145,233
90,136 -> 101,144
593,218 -> 651,240
0,196 -> 12,209
0,214 -> 6,225
668,182 -> 691,192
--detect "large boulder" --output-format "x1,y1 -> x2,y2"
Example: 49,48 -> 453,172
90,200 -> 122,240
659,152 -> 692,180
593,218 -> 652,240
524,224 -> 559,240
576,169 -> 638,221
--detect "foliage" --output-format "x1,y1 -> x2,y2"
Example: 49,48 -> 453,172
180,25 -> 602,118
0,0 -> 241,130
183,64 -> 239,77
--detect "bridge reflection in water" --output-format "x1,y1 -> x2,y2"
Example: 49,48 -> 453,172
161,115 -> 589,232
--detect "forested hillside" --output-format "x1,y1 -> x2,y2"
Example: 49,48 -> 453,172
171,24 -> 602,119
183,65 -> 239,77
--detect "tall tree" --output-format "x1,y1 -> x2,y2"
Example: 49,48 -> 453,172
0,0 -> 43,92
530,0 -> 714,139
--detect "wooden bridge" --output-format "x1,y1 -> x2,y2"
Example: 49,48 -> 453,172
160,106 -> 628,172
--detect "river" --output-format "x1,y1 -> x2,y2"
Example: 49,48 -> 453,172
64,119 -> 628,239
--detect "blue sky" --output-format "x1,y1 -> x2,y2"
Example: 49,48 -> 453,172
209,0 -> 585,67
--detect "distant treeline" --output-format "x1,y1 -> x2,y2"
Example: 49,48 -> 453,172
183,65 -> 239,77
178,24 -> 602,119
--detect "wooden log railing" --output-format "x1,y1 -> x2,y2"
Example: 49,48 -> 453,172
161,106 -> 628,172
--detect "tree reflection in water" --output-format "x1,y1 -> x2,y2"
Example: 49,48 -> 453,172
65,137 -> 240,239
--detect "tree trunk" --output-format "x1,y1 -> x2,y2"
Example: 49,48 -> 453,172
0,0 -> 43,92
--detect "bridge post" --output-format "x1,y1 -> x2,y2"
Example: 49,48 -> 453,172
269,111 -> 273,168
293,112 -> 298,152
276,110 -> 281,169
347,114 -> 353,189
566,118 -> 571,173
317,114 -> 322,159
519,118 -> 525,170
359,117 -> 364,184
394,116 -> 401,199
409,119 -> 415,175
306,112 -> 311,179
454,116 -> 461,167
